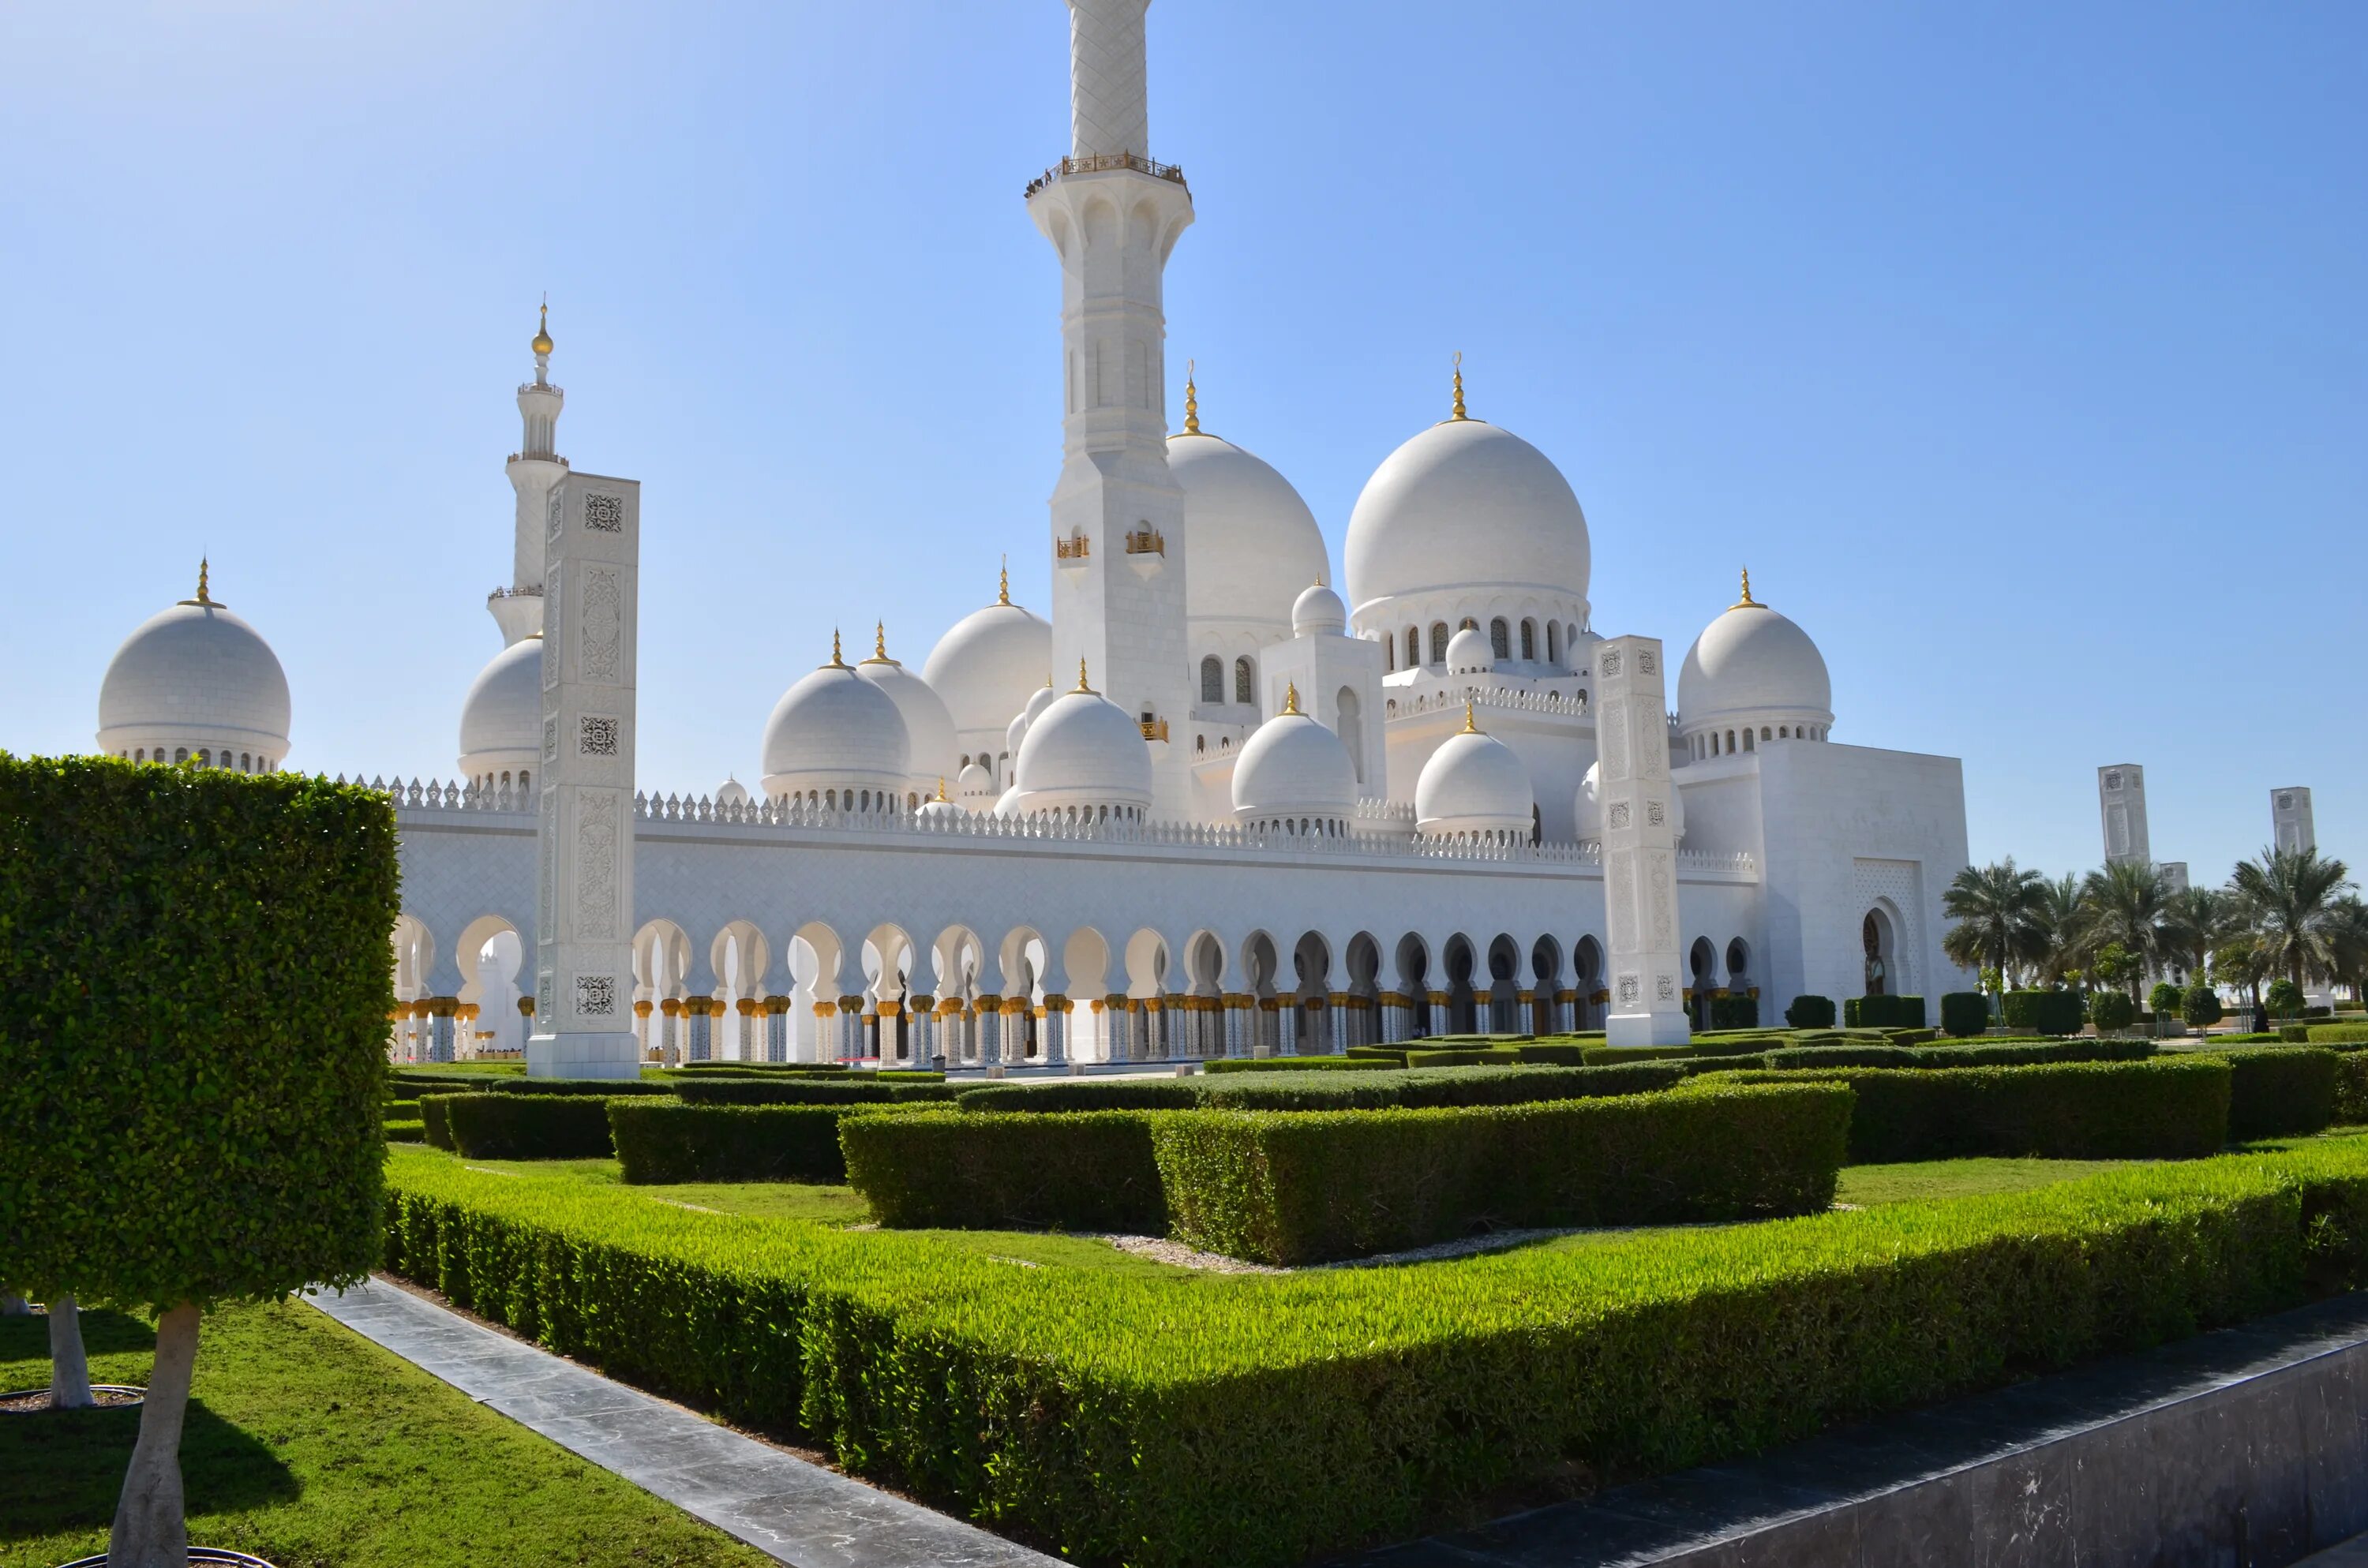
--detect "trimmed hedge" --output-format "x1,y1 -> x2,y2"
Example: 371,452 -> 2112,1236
2336,1057 -> 2368,1126
1202,1056 -> 1398,1073
2003,990 -> 2085,1037
0,757 -> 400,1309
1939,992 -> 1989,1038
2308,1024 -> 2368,1045
1845,994 -> 1926,1028
1759,1038 -> 2154,1072
841,1110 -> 1164,1232
1402,1046 -> 1524,1068
957,1064 -> 1690,1115
380,1139 -> 2368,1568
1707,994 -> 1759,1030
959,1079 -> 1204,1113
384,1119 -> 425,1144
440,1092 -> 619,1159
1152,1083 -> 1851,1265
2211,1048 -> 2340,1141
609,1100 -> 852,1183
1784,994 -> 1836,1028
673,1077 -> 957,1106
1583,1044 -> 1698,1065
478,1077 -> 676,1098
1717,1057 -> 2231,1162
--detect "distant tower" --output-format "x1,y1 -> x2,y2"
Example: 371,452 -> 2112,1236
494,304 -> 568,645
2098,765 -> 2151,867
1029,0 -> 1197,818
2272,788 -> 2317,855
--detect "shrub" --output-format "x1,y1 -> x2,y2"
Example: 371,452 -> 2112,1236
2267,979 -> 2306,1018
1151,1083 -> 1851,1265
1201,1064 -> 1686,1111
609,1100 -> 853,1183
384,1120 -> 425,1144
380,1139 -> 2368,1568
1759,1038 -> 2153,1072
2335,1057 -> 2368,1126
1582,1044 -> 1697,1065
2149,982 -> 2185,1019
1203,1056 -> 1398,1073
1708,994 -> 1759,1030
1512,1042 -> 1591,1065
1694,1034 -> 1784,1059
1783,994 -> 1836,1028
1402,1046 -> 1526,1068
2282,1025 -> 2312,1043
1845,994 -> 1925,1028
481,1077 -> 676,1098
2089,991 -> 2137,1032
673,1077 -> 957,1106
1939,992 -> 1989,1038
0,757 -> 398,1566
441,1092 -> 619,1159
841,1110 -> 1163,1232
2184,985 -> 2225,1031
958,1079 -> 1204,1113
2211,1048 -> 2339,1141
1343,1046 -> 1409,1063
1719,1057 -> 2230,1162
420,1095 -> 455,1150
2307,1024 -> 2368,1045
2003,989 -> 2085,1037
1882,1027 -> 1939,1046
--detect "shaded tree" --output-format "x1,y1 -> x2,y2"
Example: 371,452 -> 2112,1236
1942,859 -> 2048,990
2078,860 -> 2194,997
2230,847 -> 2355,991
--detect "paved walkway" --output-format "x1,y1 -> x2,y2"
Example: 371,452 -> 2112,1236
305,1276 -> 1058,1568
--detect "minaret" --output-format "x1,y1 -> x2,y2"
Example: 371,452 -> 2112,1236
1029,0 -> 1196,819
494,303 -> 568,646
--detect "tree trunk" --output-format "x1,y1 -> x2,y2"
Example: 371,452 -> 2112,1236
110,1301 -> 199,1568
49,1293 -> 93,1409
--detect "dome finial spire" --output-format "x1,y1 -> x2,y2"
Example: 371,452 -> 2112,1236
1182,358 -> 1201,436
827,627 -> 849,669
867,619 -> 890,663
1732,567 -> 1761,610
1282,679 -> 1300,716
1450,350 -> 1467,421
1462,696 -> 1480,734
530,297 -> 554,387
196,556 -> 212,606
997,555 -> 1011,606
1074,657 -> 1095,694
935,776 -> 950,803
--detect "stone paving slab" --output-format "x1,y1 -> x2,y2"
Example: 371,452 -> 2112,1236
304,1276 -> 1058,1568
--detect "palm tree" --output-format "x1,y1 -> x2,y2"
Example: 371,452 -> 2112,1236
2168,885 -> 2228,979
2319,895 -> 2368,1009
2078,860 -> 2194,998
1942,860 -> 2047,991
2033,872 -> 2089,986
2230,846 -> 2355,991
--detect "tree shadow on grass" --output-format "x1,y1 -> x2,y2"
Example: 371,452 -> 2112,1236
3,1400 -> 298,1539
0,1307 -> 159,1364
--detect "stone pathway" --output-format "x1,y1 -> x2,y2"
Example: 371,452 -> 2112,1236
304,1277 -> 1058,1568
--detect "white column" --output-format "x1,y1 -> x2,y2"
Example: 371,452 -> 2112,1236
526,472 -> 643,1080
1597,635 -> 1691,1047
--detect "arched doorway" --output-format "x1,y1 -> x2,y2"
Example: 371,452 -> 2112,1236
1863,910 -> 1895,997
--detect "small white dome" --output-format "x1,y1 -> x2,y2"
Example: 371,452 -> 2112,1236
994,784 -> 1024,818
715,777 -> 751,808
1003,676 -> 1062,758
854,644 -> 959,788
1344,417 -> 1591,619
98,582 -> 293,768
916,777 -> 965,821
1415,715 -> 1534,839
1291,582 -> 1347,637
1445,625 -> 1493,674
1012,682 -> 1153,818
1232,705 -> 1358,824
957,762 -> 996,801
1677,582 -> 1834,739
1575,761 -> 1684,844
922,592 -> 1053,738
1169,431 -> 1331,634
760,652 -> 912,803
456,636 -> 542,782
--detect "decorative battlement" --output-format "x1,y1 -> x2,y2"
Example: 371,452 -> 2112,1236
1025,152 -> 1188,200
487,585 -> 545,601
1055,531 -> 1092,560
1385,683 -> 1591,720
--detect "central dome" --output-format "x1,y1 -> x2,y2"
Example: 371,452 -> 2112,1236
1344,417 -> 1591,617
1167,431 -> 1330,633
97,583 -> 293,769
922,589 -> 1052,739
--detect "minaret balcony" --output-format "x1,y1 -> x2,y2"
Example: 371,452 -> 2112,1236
1023,152 -> 1188,200
1055,531 -> 1092,570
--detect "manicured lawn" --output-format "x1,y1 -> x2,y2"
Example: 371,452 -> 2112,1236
0,1300 -> 774,1568
1835,1157 -> 2133,1207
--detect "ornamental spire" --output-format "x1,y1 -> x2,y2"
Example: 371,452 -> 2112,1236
1074,657 -> 1095,694
1731,567 -> 1762,611
863,620 -> 892,664
530,298 -> 553,387
1449,351 -> 1467,421
1182,358 -> 1201,436
826,628 -> 849,669
935,777 -> 950,803
1282,679 -> 1300,716
997,556 -> 1011,606
182,557 -> 219,608
1462,697 -> 1480,734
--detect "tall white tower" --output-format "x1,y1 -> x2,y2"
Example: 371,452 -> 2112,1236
493,305 -> 568,645
1598,637 -> 1691,1047
2098,764 -> 2151,867
1029,0 -> 1197,818
2273,788 -> 2317,855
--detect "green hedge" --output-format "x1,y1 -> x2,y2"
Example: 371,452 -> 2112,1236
384,1120 -> 425,1144
1845,994 -> 1925,1028
380,1139 -> 2368,1568
2211,1048 -> 2340,1141
1759,1038 -> 2153,1072
1401,1046 -> 1525,1068
2336,1057 -> 2368,1126
1783,994 -> 1836,1028
0,758 -> 399,1308
957,1063 -> 1689,1114
1939,992 -> 1988,1038
1152,1083 -> 1850,1265
440,1092 -> 619,1159
841,1110 -> 1164,1232
476,1077 -> 676,1098
1694,1034 -> 1784,1059
2308,1024 -> 2368,1045
958,1079 -> 1205,1113
1583,1044 -> 1698,1065
1202,1056 -> 1399,1073
609,1100 -> 852,1183
1707,994 -> 1759,1029
673,1077 -> 957,1106
420,1095 -> 455,1150
2003,989 -> 2085,1037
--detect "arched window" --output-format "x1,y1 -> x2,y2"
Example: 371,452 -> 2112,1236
1383,636 -> 1394,673
1761,726 -> 1771,742
1460,616 -> 1478,632
1336,687 -> 1364,783
1403,628 -> 1418,668
1429,623 -> 1449,663
1195,734 -> 1205,754
1725,730 -> 1737,754
1546,622 -> 1560,664
1743,729 -> 1754,752
1778,726 -> 1788,739
1519,620 -> 1536,661
1234,657 -> 1254,706
1489,619 -> 1510,660
197,749 -> 211,767
1200,656 -> 1223,704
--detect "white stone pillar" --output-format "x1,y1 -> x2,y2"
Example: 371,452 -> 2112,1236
1276,1001 -> 1298,1057
1596,635 -> 1691,1047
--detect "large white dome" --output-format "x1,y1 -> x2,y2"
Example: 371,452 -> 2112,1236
1169,431 -> 1330,633
921,589 -> 1052,739
1343,417 -> 1591,616
854,635 -> 958,791
457,636 -> 541,784
760,648 -> 912,804
1677,581 -> 1834,741
1231,702 -> 1358,826
1012,679 -> 1153,819
1414,713 -> 1534,840
97,577 -> 292,769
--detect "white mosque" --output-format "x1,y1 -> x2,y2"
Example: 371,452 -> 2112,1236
89,1 -> 1972,1068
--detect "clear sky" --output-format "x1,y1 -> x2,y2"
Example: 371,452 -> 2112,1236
3,1 -> 2360,890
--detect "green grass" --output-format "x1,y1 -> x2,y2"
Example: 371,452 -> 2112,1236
0,1300 -> 774,1568
1835,1157 -> 2134,1207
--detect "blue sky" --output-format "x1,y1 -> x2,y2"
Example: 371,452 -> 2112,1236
2,1 -> 2359,889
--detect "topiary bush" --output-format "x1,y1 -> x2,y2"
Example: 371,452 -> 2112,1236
2184,984 -> 2225,1031
2003,990 -> 2085,1037
1939,992 -> 1989,1038
0,756 -> 398,1566
957,1079 -> 1205,1113
1783,995 -> 1835,1028
440,1092 -> 620,1159
1845,994 -> 1926,1028
2267,979 -> 2306,1019
609,1100 -> 854,1183
1708,994 -> 1759,1030
2211,1048 -> 2339,1140
1150,1083 -> 1851,1265
1402,1046 -> 1526,1068
2149,982 -> 2185,1020
2089,991 -> 2137,1033
841,1110 -> 1165,1231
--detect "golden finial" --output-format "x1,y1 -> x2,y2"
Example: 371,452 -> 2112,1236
862,619 -> 892,663
1461,697 -> 1480,734
1282,679 -> 1300,716
997,556 -> 1011,606
1731,567 -> 1762,611
935,777 -> 950,803
531,300 -> 553,357
1182,358 -> 1201,436
1073,657 -> 1095,694
196,557 -> 212,605
1449,351 -> 1467,421
827,627 -> 849,668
